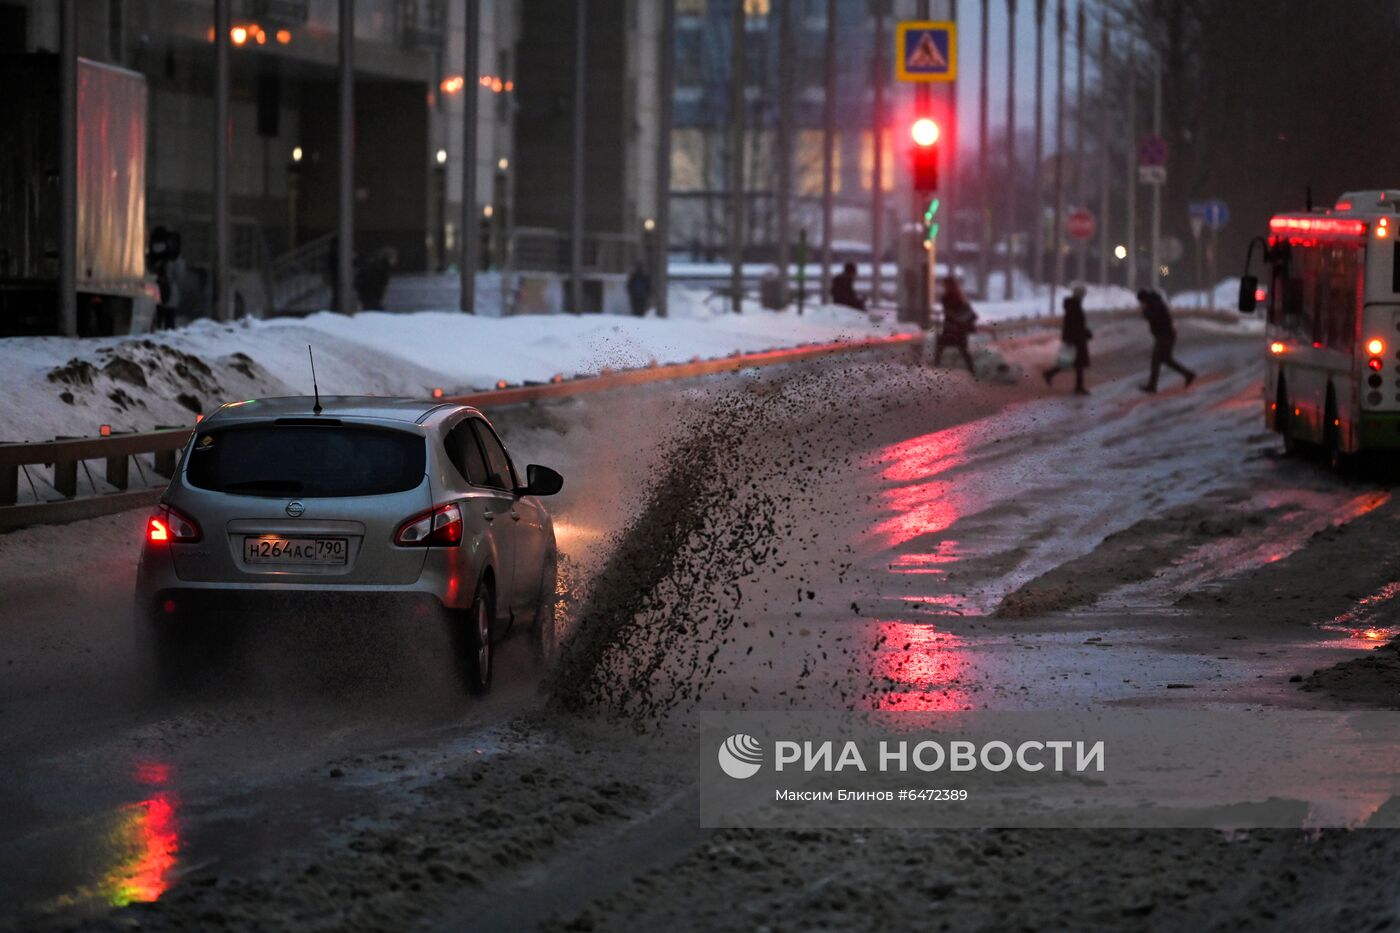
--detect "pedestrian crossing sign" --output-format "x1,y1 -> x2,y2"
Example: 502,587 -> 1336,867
896,21 -> 957,83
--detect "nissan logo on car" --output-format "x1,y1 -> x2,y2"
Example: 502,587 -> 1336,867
285,500 -> 306,518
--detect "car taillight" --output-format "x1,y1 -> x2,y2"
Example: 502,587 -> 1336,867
395,503 -> 463,547
147,505 -> 201,543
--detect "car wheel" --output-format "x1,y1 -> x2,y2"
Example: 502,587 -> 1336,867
454,582 -> 494,695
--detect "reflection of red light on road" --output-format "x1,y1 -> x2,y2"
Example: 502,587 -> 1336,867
873,428 -> 970,549
888,540 -> 960,574
107,763 -> 180,906
880,430 -> 969,484
868,620 -> 970,711
876,482 -> 960,549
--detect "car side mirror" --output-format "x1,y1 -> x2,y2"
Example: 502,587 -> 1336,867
1238,274 -> 1258,314
524,464 -> 563,497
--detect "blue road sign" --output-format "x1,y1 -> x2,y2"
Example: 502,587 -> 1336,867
1204,200 -> 1229,230
1191,199 -> 1229,230
896,21 -> 957,83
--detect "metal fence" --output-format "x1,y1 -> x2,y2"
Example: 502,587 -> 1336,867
510,227 -> 643,276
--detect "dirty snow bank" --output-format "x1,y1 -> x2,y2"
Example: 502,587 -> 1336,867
0,292 -> 911,442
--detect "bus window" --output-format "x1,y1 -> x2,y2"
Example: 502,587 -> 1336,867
1280,244 -> 1311,339
1320,244 -> 1360,352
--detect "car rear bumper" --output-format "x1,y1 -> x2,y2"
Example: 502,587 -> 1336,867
135,546 -> 478,617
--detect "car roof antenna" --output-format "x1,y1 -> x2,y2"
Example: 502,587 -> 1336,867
308,345 -> 323,415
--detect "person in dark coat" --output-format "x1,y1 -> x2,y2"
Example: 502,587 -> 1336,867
354,246 -> 396,311
147,226 -> 184,330
1043,283 -> 1093,394
934,276 -> 978,375
831,262 -> 866,311
626,261 -> 651,316
1137,288 -> 1196,392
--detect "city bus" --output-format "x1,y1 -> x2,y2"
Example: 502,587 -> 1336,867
1240,190 -> 1400,468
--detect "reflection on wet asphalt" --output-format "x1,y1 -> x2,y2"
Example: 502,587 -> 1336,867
5,322 -> 1400,926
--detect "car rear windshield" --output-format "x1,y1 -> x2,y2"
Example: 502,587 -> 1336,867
186,424 -> 427,497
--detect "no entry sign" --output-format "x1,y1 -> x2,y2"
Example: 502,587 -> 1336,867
1066,208 -> 1096,241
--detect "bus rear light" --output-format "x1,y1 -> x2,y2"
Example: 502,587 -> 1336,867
1379,218 -> 1391,239
1367,338 -> 1386,356
1269,341 -> 1287,355
1369,358 -> 1384,371
1254,287 -> 1267,302
147,506 -> 201,544
1269,216 -> 1368,238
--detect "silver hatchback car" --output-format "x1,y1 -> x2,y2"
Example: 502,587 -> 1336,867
134,396 -> 562,693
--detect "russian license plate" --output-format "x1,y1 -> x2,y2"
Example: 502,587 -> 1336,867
243,536 -> 348,565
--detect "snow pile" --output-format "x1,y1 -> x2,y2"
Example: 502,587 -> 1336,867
1170,277 -> 1244,311
0,290 -> 913,442
970,281 -> 1141,324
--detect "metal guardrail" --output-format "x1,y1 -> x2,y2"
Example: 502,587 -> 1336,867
0,333 -> 920,531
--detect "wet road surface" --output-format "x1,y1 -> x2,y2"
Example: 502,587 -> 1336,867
4,318 -> 1399,929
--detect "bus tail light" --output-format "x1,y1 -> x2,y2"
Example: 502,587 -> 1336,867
1367,338 -> 1386,356
1368,358 -> 1383,371
147,506 -> 201,544
1379,218 -> 1391,239
1269,341 -> 1287,355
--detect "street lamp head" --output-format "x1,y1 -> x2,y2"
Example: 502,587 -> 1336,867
291,146 -> 303,163
436,149 -> 448,165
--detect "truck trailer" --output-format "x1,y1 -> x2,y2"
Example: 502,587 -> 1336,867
0,53 -> 155,336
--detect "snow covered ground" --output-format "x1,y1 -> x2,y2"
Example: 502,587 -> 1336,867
0,275 -> 1248,444
0,289 -> 913,443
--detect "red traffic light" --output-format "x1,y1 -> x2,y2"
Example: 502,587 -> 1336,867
911,117 -> 940,147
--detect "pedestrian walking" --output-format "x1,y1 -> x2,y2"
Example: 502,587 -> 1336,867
626,261 -> 652,316
934,276 -> 978,376
1044,283 -> 1093,395
831,262 -> 866,311
1137,288 -> 1196,393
